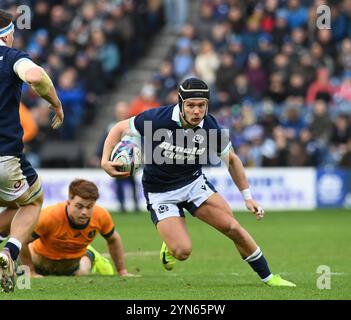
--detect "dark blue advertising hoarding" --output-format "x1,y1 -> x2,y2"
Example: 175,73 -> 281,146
317,169 -> 351,208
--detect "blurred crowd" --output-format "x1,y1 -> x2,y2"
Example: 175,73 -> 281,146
147,0 -> 351,168
2,0 -> 164,166
3,0 -> 351,169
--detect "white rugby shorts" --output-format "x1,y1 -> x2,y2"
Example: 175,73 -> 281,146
145,174 -> 216,224
0,155 -> 37,202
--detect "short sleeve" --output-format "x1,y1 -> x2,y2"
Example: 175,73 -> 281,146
207,115 -> 232,157
95,206 -> 115,237
11,50 -> 31,74
130,116 -> 142,137
130,108 -> 159,137
217,129 -> 232,157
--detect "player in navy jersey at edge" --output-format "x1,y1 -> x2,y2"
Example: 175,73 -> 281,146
0,10 -> 64,292
101,77 -> 296,287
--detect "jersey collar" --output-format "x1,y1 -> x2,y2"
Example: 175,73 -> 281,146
171,104 -> 204,128
65,205 -> 90,230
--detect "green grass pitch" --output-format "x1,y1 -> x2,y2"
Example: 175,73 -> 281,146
1,209 -> 350,300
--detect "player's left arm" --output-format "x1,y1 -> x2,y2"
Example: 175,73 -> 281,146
221,147 -> 265,220
99,207 -> 136,276
105,230 -> 135,277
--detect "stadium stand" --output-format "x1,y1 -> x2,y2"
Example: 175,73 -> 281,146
2,0 -> 165,167
150,0 -> 351,169
3,0 -> 351,169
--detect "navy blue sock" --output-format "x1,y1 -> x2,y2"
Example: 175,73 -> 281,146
244,247 -> 272,281
5,240 -> 20,261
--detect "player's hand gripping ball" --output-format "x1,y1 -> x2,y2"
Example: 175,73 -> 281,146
110,137 -> 141,176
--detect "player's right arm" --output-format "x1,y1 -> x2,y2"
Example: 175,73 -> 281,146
14,59 -> 64,129
101,119 -> 133,178
19,235 -> 43,278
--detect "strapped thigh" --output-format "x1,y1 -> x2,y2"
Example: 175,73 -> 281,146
0,155 -> 42,206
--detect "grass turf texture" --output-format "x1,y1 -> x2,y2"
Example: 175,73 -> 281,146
1,209 -> 350,300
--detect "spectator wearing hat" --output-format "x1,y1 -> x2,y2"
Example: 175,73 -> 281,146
242,18 -> 262,53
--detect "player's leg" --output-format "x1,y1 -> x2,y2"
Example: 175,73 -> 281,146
0,207 -> 18,242
146,189 -> 192,270
86,245 -> 114,275
0,155 -> 43,291
75,256 -> 92,276
157,216 -> 192,261
29,244 -> 80,276
194,193 -> 258,257
27,242 -> 46,277
0,155 -> 43,257
9,182 -> 43,244
194,193 -> 295,286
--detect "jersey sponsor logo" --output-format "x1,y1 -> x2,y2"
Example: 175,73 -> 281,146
201,184 -> 207,191
142,121 -> 230,165
158,141 -> 206,161
0,56 -> 3,61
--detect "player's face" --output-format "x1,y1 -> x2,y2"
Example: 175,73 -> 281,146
182,98 -> 207,126
67,196 -> 95,225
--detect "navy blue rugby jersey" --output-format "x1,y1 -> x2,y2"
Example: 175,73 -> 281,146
130,104 -> 232,192
0,44 -> 30,155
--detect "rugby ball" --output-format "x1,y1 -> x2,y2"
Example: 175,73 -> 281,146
110,137 -> 141,176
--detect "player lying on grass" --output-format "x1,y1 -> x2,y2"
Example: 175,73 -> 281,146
101,77 -> 296,287
15,179 -> 136,277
